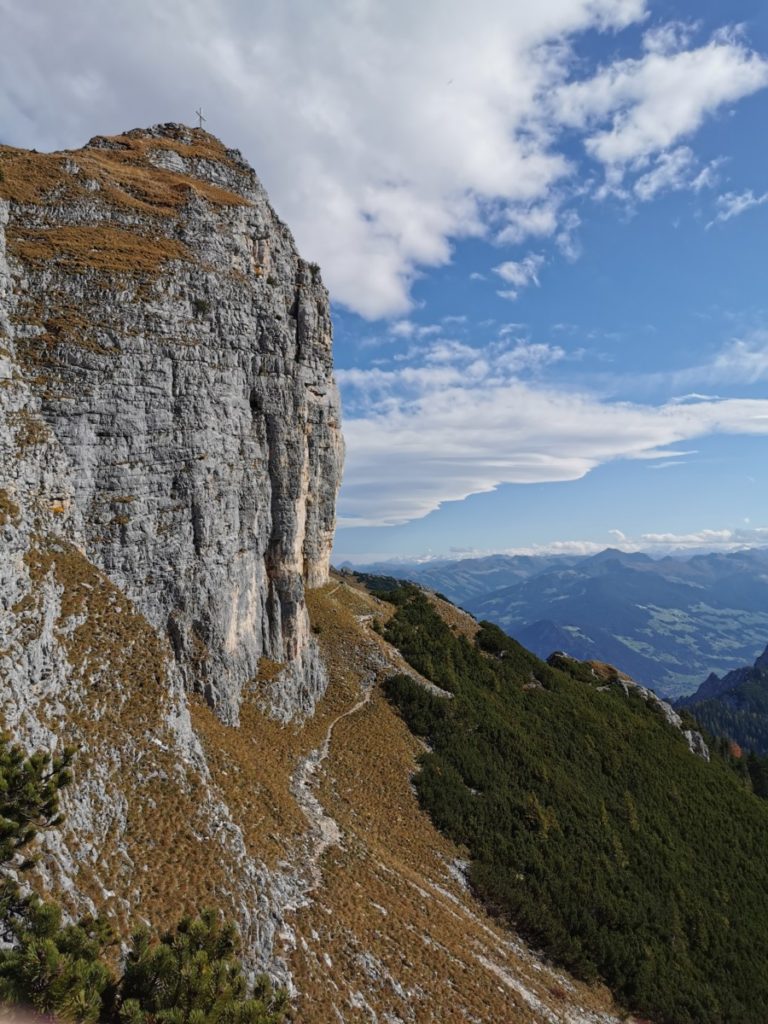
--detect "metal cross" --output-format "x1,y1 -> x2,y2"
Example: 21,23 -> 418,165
195,107 -> 206,129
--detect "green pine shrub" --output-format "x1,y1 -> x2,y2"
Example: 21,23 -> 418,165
375,583 -> 768,1024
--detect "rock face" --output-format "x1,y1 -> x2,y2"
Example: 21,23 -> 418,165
0,123 -> 344,982
0,124 -> 343,724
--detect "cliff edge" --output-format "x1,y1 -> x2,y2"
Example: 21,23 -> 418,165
0,123 -> 344,725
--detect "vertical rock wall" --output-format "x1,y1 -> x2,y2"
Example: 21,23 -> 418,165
0,124 -> 344,724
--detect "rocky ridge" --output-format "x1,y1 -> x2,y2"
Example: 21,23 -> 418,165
680,643 -> 768,706
0,127 -> 634,1021
0,124 -> 344,980
1,123 -> 343,727
547,653 -> 710,760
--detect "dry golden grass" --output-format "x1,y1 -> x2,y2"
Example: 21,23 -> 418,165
11,292 -> 140,372
425,590 -> 479,641
0,130 -> 249,215
189,588 -> 374,872
8,225 -> 189,275
39,305 -> 113,355
0,488 -> 20,526
18,539 -> 251,935
7,542 -> 626,1020
191,691 -> 309,868
93,129 -> 243,171
8,409 -> 51,449
584,660 -> 633,683
282,581 -> 624,1023
0,149 -> 69,205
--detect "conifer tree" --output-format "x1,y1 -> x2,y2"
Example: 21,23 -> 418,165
118,911 -> 287,1024
0,735 -> 287,1024
0,738 -> 74,935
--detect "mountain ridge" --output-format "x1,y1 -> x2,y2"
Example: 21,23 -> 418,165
5,125 -> 768,1024
0,127 -> 632,1022
678,644 -> 768,756
1,122 -> 344,725
350,548 -> 768,696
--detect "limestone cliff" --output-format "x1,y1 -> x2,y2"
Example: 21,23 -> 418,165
0,123 -> 343,725
0,127 -> 630,1022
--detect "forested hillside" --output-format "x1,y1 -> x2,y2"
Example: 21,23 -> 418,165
360,549 -> 768,697
373,580 -> 768,1024
679,646 -> 768,756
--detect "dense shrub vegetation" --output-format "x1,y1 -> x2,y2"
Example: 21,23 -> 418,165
377,582 -> 768,1024
0,737 -> 286,1024
683,679 -> 768,757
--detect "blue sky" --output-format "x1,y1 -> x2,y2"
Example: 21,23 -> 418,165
329,2 -> 768,562
2,1 -> 768,563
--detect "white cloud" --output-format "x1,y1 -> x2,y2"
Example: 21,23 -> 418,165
640,526 -> 768,549
554,30 -> 768,178
711,334 -> 768,382
509,525 -> 768,554
499,322 -> 528,337
629,448 -> 698,459
497,201 -> 560,245
494,254 -> 545,299
642,21 -> 699,56
670,393 -> 722,403
2,4 -> 766,318
336,526 -> 768,562
389,320 -> 418,339
689,158 -> 725,192
388,320 -> 442,340
633,146 -> 699,200
708,189 -> 768,226
555,208 -> 582,260
338,334 -> 565,389
603,333 -> 768,395
337,347 -> 768,525
423,340 -> 481,365
496,342 -> 565,373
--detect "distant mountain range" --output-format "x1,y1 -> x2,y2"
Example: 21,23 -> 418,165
679,645 -> 768,755
343,547 -> 768,698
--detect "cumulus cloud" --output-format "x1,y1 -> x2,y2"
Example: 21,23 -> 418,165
708,189 -> 768,226
497,200 -> 561,245
388,320 -> 442,340
554,29 -> 768,182
337,342 -> 768,525
633,146 -> 719,200
496,342 -> 565,373
339,525 -> 768,563
476,526 -> 768,559
602,333 -> 768,396
494,254 -> 545,299
642,21 -> 699,56
1,3 -> 766,318
639,526 -> 768,550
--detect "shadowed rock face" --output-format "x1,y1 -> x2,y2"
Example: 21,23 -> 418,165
0,122 -> 344,723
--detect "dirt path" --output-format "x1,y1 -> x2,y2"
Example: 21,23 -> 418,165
289,672 -> 376,895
